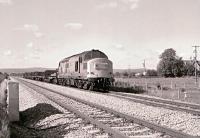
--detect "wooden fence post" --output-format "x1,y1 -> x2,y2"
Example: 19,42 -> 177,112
145,82 -> 148,91
199,81 -> 200,88
178,89 -> 180,100
171,81 -> 173,89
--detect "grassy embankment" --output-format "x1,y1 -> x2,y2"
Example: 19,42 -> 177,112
0,74 -> 9,138
114,77 -> 200,104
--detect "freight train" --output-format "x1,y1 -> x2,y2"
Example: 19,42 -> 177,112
23,50 -> 114,91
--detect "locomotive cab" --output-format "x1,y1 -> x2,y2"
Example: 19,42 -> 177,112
87,58 -> 113,78
87,58 -> 113,91
57,49 -> 113,91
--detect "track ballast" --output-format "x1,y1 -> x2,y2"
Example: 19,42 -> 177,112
17,78 -> 197,138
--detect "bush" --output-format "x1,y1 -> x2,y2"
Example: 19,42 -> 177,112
0,104 -> 9,138
110,85 -> 145,94
146,69 -> 158,76
0,74 -> 6,83
162,86 -> 170,90
180,88 -> 186,92
156,82 -> 161,90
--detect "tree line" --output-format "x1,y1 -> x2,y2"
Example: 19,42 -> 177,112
114,48 -> 197,78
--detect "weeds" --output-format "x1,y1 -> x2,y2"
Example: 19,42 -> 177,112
0,104 -> 9,138
111,81 -> 145,93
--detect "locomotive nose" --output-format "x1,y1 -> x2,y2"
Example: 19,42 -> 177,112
87,58 -> 113,79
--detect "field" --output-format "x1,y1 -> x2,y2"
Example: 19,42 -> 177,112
114,77 -> 200,104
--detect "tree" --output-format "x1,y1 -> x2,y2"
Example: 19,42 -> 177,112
146,69 -> 158,76
3,73 -> 9,79
129,72 -> 136,78
183,61 -> 197,76
172,57 -> 185,77
123,72 -> 129,78
157,48 -> 184,77
114,72 -> 121,78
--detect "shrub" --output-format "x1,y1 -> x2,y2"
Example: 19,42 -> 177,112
0,104 -> 9,138
110,85 -> 145,94
156,82 -> 161,90
162,86 -> 170,90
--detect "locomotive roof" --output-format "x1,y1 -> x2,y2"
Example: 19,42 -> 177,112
60,49 -> 108,63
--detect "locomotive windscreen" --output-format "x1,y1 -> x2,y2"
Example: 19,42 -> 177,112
84,50 -> 108,61
95,63 -> 109,70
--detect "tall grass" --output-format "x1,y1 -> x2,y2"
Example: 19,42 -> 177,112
111,81 -> 145,94
0,77 -> 9,138
114,77 -> 200,104
0,104 -> 9,138
0,74 -> 5,84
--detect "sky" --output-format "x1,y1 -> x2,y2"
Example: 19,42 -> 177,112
0,0 -> 200,69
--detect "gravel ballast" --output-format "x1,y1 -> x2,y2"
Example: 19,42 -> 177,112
12,81 -> 94,138
18,78 -> 200,136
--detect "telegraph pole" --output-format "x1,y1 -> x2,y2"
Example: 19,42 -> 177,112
143,59 -> 146,72
192,46 -> 200,84
128,64 -> 131,78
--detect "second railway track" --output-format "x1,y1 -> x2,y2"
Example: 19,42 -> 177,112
17,78 -> 198,138
106,91 -> 200,115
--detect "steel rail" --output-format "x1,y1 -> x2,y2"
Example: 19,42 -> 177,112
109,91 -> 200,109
26,77 -> 200,115
19,79 -> 128,138
18,78 -> 198,138
15,76 -> 200,110
107,93 -> 200,115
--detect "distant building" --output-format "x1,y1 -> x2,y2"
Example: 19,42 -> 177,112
135,73 -> 142,77
143,71 -> 147,76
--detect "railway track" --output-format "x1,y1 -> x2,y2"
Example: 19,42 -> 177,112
25,77 -> 200,115
42,78 -> 200,115
17,78 -> 197,138
107,91 -> 200,115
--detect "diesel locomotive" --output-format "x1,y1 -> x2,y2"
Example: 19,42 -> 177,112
23,50 -> 114,91
57,49 -> 113,91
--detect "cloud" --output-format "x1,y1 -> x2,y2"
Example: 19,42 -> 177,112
23,24 -> 39,32
64,23 -> 83,30
96,0 -> 140,11
120,0 -> 140,10
30,54 -> 40,59
14,24 -> 44,38
0,0 -> 12,5
3,50 -> 12,56
24,48 -> 42,60
24,54 -> 40,60
24,56 -> 28,60
112,43 -> 125,50
34,32 -> 44,38
26,42 -> 33,48
25,41 -> 43,60
96,2 -> 118,9
34,48 -> 43,53
130,3 -> 138,10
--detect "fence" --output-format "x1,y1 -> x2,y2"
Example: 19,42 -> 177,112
114,78 -> 200,104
